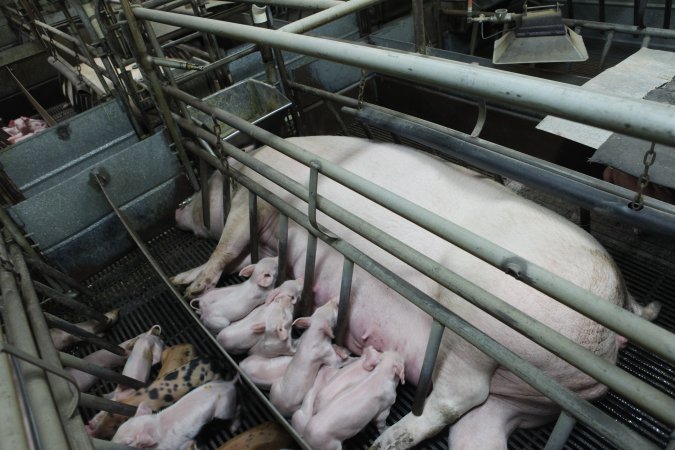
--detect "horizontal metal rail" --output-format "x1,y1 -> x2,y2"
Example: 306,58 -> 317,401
60,353 -> 145,390
135,7 -> 675,147
181,138 -> 659,450
166,85 -> 675,367
175,115 -> 675,428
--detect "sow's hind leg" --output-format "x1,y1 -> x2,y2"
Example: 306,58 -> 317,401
371,338 -> 497,449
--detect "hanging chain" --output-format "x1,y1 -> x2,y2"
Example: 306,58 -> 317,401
629,142 -> 657,211
76,60 -> 83,81
357,68 -> 367,109
0,256 -> 20,279
212,115 -> 229,172
49,34 -> 57,59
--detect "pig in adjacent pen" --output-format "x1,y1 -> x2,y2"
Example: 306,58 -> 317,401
172,136 -> 662,449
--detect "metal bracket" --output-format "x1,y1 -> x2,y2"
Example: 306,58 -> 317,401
470,98 -> 487,138
0,342 -> 80,418
308,160 -> 338,241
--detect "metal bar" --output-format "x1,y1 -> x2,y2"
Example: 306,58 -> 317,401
136,7 -> 675,147
80,393 -> 137,417
8,238 -> 94,449
563,17 -> 675,38
5,67 -> 56,126
287,81 -> 675,216
199,157 -> 211,233
277,214 -> 289,287
47,56 -> 107,98
165,85 -> 675,365
598,0 -> 606,21
176,44 -> 258,85
0,327 -> 30,450
59,353 -> 145,390
599,30 -> 614,70
278,0 -> 383,34
148,56 -> 204,71
335,258 -> 353,347
25,255 -> 96,298
212,0 -> 342,9
0,237 -> 70,450
412,0 -> 427,54
173,113 -> 675,427
181,140 -> 659,450
665,0 -> 672,29
44,314 -> 125,356
412,319 -> 444,415
249,192 -> 260,264
544,411 -> 577,450
33,19 -> 86,47
92,439 -> 139,450
301,233 -> 318,317
34,281 -> 110,324
121,0 -> 200,191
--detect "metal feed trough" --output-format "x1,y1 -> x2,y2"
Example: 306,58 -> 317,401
0,0 -> 674,449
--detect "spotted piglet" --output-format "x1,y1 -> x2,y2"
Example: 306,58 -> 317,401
194,257 -> 278,332
112,379 -> 238,449
85,357 -> 223,439
109,325 -> 164,401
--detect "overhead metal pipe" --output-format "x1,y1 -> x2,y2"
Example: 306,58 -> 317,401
180,138 -> 659,450
218,0 -> 342,9
134,7 -> 675,147
278,0 -> 384,34
166,85 -> 675,367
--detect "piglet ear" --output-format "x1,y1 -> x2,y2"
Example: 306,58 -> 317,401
393,361 -> 405,385
137,429 -> 159,448
239,264 -> 255,278
292,317 -> 311,329
135,401 -> 153,417
322,324 -> 335,339
250,322 -> 265,334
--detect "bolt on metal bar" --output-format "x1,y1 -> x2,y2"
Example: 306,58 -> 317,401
0,235 -> 70,450
8,238 -> 95,449
135,7 -> 675,147
0,327 -> 30,450
181,140 -> 659,450
165,85 -> 675,365
544,411 -> 577,450
34,281 -> 110,324
249,192 -> 260,264
277,213 -> 289,287
44,313 -> 125,356
59,353 -> 145,390
335,258 -> 353,347
80,393 -> 137,417
176,44 -> 258,86
174,114 -> 675,427
412,319 -> 444,415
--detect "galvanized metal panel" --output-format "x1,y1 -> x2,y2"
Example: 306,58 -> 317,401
0,99 -> 138,197
9,130 -> 178,250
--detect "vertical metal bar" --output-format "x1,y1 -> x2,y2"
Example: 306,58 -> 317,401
249,192 -> 259,264
199,157 -> 211,232
568,0 -> 575,19
579,208 -> 590,232
277,213 -> 289,286
642,34 -> 651,47
598,0 -> 605,22
325,101 -> 351,136
8,238 -> 94,450
120,0 -> 201,191
599,30 -> 614,70
0,327 -> 30,450
412,319 -> 444,415
665,0 -> 673,29
412,0 -> 427,54
469,21 -> 478,55
301,233 -> 317,317
272,47 -> 306,136
0,236 -> 70,450
335,258 -> 353,347
543,411 -> 577,450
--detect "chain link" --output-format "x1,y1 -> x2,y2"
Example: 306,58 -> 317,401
629,142 -> 657,211
212,115 -> 229,171
0,256 -> 20,279
357,68 -> 366,109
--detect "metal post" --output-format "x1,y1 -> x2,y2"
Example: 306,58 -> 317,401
301,233 -> 317,317
44,313 -> 125,356
134,7 -> 675,147
277,213 -> 289,286
0,236 -> 70,450
412,319 -> 444,415
0,327 -> 30,450
543,411 -> 577,450
599,30 -> 614,70
249,192 -> 260,263
335,258 -> 353,347
412,0 -> 427,54
199,157 -> 211,233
